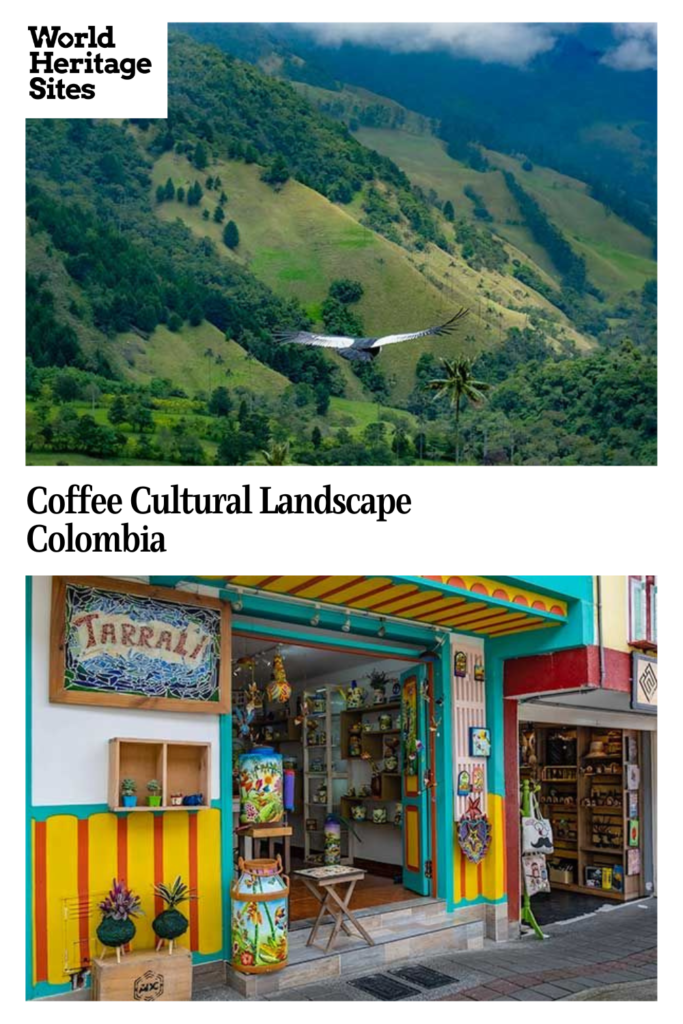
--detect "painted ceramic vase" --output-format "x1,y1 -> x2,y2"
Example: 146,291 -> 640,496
231,857 -> 289,973
373,808 -> 388,824
239,747 -> 284,825
349,736 -> 362,757
384,756 -> 398,773
394,803 -> 403,827
372,685 -> 387,705
351,804 -> 367,821
378,714 -> 392,732
346,685 -> 366,709
324,817 -> 342,865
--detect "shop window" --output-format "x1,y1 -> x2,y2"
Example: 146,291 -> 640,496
629,575 -> 657,648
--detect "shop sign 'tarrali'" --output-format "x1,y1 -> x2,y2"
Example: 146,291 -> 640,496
631,653 -> 657,714
50,576 -> 231,713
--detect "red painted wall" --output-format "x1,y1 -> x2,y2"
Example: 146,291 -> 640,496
504,645 -> 631,698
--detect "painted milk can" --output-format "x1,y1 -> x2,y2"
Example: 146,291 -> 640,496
231,857 -> 289,973
239,747 -> 284,825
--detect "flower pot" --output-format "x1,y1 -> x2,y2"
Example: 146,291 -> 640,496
96,916 -> 136,950
122,794 -> 137,808
148,795 -> 162,807
231,857 -> 289,974
239,747 -> 284,825
153,908 -> 189,942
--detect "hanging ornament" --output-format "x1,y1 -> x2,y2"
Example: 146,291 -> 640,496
454,651 -> 468,678
457,769 -> 471,797
245,682 -> 264,714
235,706 -> 255,739
472,765 -> 485,793
266,653 -> 291,704
457,797 -> 492,864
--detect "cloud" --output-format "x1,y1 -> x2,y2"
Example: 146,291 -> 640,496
295,23 -> 565,67
601,23 -> 657,70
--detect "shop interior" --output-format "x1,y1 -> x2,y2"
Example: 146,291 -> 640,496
519,721 -> 644,924
231,627 -> 428,922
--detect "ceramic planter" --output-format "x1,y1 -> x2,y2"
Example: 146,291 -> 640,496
351,805 -> 367,822
96,916 -> 136,950
231,857 -> 289,973
373,808 -> 388,824
122,794 -> 137,808
378,714 -> 392,732
239,747 -> 284,825
147,795 -> 162,807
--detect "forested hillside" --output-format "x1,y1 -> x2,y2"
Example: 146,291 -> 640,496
25,28 -> 656,465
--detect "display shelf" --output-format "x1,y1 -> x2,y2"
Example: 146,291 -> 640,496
108,737 -> 211,812
524,724 -> 644,902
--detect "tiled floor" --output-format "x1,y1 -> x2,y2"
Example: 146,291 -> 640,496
195,896 -> 657,1001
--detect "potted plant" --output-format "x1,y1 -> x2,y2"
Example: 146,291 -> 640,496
147,779 -> 162,807
97,880 -> 142,961
121,778 -> 137,808
152,875 -> 197,953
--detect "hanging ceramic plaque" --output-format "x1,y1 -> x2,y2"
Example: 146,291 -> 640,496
457,797 -> 492,865
457,769 -> 471,797
469,727 -> 491,758
474,662 -> 485,683
454,651 -> 468,678
472,765 -> 485,793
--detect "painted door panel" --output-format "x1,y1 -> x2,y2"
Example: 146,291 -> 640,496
401,664 -> 430,895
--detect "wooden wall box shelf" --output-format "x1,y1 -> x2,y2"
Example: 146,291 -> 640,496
108,738 -> 211,812
91,947 -> 192,1001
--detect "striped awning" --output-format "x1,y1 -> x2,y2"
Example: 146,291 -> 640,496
196,575 -> 569,638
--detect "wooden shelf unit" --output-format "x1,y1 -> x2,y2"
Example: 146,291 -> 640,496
108,737 -> 211,812
524,725 -> 643,901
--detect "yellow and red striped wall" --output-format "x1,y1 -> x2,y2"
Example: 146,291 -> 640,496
454,793 -> 507,905
31,809 -> 223,989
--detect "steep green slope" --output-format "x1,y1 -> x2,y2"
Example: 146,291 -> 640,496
355,122 -> 655,299
150,149 -> 590,401
115,321 -> 290,396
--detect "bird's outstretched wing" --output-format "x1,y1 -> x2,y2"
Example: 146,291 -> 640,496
371,308 -> 469,348
273,329 -> 357,350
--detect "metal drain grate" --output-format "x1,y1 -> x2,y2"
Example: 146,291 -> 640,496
391,966 -> 456,989
349,974 -> 421,1000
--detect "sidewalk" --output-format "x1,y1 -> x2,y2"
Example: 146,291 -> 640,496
196,898 -> 657,1002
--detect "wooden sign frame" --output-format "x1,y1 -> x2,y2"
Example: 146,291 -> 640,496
50,576 -> 231,714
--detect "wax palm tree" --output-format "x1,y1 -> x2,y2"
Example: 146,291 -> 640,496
425,357 -> 492,465
261,440 -> 290,466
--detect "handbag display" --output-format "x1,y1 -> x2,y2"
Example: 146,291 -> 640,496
522,791 -> 554,855
522,854 -> 551,896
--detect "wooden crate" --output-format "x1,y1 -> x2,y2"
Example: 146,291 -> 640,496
91,947 -> 192,1001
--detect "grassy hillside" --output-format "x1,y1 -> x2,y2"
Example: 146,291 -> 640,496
355,123 -> 655,299
114,320 -> 289,396
150,149 -> 590,400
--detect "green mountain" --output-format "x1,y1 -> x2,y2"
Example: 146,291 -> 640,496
25,29 -> 656,465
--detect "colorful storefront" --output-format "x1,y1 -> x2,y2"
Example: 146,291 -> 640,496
26,575 -> 607,1000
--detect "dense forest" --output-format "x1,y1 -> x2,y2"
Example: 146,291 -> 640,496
26,27 -> 657,466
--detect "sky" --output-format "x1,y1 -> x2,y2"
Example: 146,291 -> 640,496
294,23 -> 657,71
